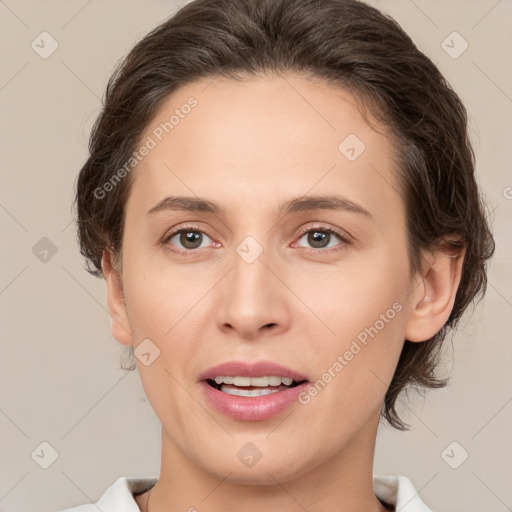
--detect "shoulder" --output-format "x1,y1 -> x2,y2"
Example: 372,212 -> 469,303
373,474 -> 433,512
55,476 -> 158,512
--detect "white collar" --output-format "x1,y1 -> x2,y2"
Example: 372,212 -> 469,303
59,475 -> 433,511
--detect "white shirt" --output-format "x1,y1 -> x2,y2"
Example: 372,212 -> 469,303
56,475 -> 433,511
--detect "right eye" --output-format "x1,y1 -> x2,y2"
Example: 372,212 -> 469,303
163,225 -> 219,254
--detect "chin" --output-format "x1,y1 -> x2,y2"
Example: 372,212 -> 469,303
196,443 -> 320,487
215,462 -> 305,487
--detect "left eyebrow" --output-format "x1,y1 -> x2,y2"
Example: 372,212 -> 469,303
279,194 -> 373,219
147,194 -> 373,220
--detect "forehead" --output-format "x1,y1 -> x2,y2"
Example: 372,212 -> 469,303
128,73 -> 402,219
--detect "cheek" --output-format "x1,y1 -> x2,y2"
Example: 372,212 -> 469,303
122,247 -> 207,337
295,251 -> 409,403
121,264 -> 207,428
298,251 -> 408,338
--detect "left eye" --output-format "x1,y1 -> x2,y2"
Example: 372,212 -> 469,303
295,228 -> 345,250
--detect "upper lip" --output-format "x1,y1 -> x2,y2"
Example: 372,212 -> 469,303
198,360 -> 309,382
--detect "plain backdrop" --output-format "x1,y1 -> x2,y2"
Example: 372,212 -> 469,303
1,1 -> 511,511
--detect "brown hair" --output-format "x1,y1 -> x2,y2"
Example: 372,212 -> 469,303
75,0 -> 494,429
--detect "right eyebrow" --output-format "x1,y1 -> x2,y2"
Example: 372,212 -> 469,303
147,196 -> 225,216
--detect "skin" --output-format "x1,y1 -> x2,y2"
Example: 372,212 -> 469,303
101,72 -> 465,511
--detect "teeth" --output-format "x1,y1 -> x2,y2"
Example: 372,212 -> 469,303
213,375 -> 295,387
233,376 -> 251,386
268,376 -> 281,386
221,386 -> 281,397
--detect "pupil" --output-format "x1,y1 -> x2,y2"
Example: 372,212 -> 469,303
309,231 -> 328,248
182,230 -> 201,249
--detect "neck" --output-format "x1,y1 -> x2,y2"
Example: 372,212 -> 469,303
146,408 -> 387,512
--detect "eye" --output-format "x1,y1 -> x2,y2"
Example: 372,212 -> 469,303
163,225 -> 218,253
293,226 -> 349,251
162,223 -> 350,255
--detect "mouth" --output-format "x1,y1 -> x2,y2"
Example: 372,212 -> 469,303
199,361 -> 310,421
206,375 -> 307,397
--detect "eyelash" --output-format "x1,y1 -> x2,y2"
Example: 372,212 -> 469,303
162,223 -> 351,256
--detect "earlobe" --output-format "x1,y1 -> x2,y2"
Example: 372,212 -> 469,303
405,246 -> 465,343
101,248 -> 133,346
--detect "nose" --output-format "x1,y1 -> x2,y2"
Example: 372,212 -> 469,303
215,246 -> 291,341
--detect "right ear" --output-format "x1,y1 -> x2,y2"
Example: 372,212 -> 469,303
101,248 -> 133,346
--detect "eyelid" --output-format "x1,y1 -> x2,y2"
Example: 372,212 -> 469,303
295,223 -> 352,242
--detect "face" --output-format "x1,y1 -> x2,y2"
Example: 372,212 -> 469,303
109,73 -> 421,484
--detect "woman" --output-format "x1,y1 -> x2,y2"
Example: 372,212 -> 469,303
60,0 -> 494,510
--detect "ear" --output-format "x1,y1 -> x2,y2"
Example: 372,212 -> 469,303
101,248 -> 133,346
405,245 -> 466,343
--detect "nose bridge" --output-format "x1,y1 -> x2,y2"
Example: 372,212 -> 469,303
231,234 -> 274,309
216,232 -> 289,337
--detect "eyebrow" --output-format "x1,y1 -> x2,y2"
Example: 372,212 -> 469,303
147,194 -> 373,219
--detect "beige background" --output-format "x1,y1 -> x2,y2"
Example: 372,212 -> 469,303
0,1 -> 510,511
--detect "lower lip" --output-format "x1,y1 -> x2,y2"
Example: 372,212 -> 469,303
200,381 -> 309,421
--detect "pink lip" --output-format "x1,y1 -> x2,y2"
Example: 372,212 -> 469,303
198,360 -> 310,422
198,360 -> 308,382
